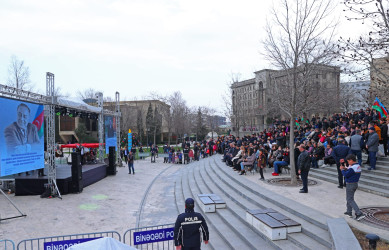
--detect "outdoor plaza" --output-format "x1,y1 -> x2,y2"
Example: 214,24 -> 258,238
1,153 -> 388,249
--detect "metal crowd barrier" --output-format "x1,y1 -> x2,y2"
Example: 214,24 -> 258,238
17,230 -> 120,250
0,239 -> 15,250
123,223 -> 175,250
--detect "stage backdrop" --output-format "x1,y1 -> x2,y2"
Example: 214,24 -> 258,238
105,116 -> 117,154
0,97 -> 45,176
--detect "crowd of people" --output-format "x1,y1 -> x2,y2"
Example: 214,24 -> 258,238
218,108 -> 387,186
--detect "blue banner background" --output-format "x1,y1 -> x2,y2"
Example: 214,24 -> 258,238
0,97 -> 44,176
104,116 -> 117,154
133,227 -> 174,245
44,237 -> 100,250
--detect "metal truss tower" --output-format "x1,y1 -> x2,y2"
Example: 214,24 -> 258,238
46,72 -> 61,198
115,92 -> 122,167
96,92 -> 104,164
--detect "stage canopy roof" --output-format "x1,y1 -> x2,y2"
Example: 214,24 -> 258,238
57,97 -> 101,113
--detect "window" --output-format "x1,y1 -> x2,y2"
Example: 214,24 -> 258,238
322,73 -> 326,79
60,116 -> 75,131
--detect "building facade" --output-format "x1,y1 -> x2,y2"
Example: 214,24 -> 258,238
341,80 -> 370,112
371,56 -> 389,106
104,100 -> 170,143
231,65 -> 341,135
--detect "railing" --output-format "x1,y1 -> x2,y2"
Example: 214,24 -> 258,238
0,239 -> 15,250
17,231 -> 120,250
123,223 -> 175,250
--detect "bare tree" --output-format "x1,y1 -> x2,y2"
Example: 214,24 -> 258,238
201,106 -> 218,138
7,55 -> 33,91
169,92 -> 190,144
339,83 -> 359,112
336,0 -> 389,104
262,0 -> 337,184
225,72 -> 246,137
77,88 -> 100,100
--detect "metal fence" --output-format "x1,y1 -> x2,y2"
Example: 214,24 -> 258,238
123,223 -> 175,250
17,231 -> 120,250
0,239 -> 15,250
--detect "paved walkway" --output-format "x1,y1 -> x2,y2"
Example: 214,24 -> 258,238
0,158 -> 181,244
1,155 -> 388,245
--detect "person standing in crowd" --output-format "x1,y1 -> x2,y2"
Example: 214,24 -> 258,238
332,140 -> 351,189
183,145 -> 190,164
174,198 -> 209,250
366,127 -> 379,170
128,151 -> 134,174
341,154 -> 365,221
139,146 -> 144,159
151,144 -> 157,163
349,130 -> 364,166
297,144 -> 311,193
257,149 -> 266,181
123,146 -> 129,164
380,119 -> 388,156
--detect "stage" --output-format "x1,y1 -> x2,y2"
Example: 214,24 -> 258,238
14,164 -> 107,196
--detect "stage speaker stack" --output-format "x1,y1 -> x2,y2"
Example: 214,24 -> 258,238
71,152 -> 83,193
107,146 -> 116,175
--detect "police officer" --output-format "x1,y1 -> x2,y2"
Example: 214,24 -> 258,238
174,198 -> 209,250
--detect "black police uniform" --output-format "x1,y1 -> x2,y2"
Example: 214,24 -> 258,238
174,199 -> 209,250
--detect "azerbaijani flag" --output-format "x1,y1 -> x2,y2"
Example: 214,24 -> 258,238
32,105 -> 44,138
372,97 -> 388,119
295,118 -> 300,128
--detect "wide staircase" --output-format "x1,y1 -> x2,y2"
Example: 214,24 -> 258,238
174,157 -> 334,250
310,155 -> 389,198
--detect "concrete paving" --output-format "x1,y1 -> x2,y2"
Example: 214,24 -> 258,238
0,158 -> 181,244
1,154 -> 388,247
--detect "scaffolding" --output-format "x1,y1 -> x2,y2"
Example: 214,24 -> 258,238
115,92 -> 122,167
45,73 -> 61,198
0,73 -> 120,197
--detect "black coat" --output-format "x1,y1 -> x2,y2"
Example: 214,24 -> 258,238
174,210 -> 209,247
297,150 -> 311,172
381,124 -> 388,139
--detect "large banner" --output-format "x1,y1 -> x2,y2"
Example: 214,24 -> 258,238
0,97 -> 45,176
105,116 -> 117,154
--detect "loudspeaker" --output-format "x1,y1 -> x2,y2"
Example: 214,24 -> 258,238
107,146 -> 116,175
71,152 -> 83,193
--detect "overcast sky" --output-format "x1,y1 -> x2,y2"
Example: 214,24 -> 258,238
0,0 -> 363,114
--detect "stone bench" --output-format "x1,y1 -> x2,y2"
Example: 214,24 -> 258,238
246,208 -> 301,240
198,194 -> 226,213
159,153 -> 169,158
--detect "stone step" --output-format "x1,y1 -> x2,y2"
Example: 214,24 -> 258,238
323,164 -> 389,177
192,163 -> 290,250
312,167 -> 389,187
174,166 -> 230,250
185,165 -> 274,250
212,158 -> 330,231
197,162 -> 326,250
207,160 -> 332,249
361,156 -> 389,169
362,162 -> 389,171
308,171 -> 389,198
179,165 -> 241,249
